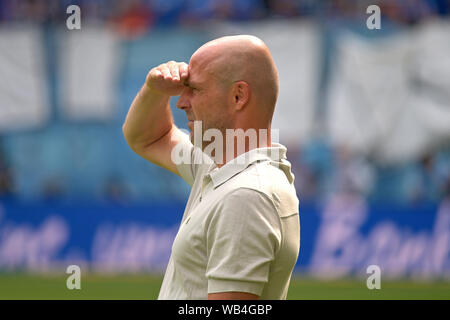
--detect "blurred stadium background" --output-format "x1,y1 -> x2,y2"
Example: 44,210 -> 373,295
0,0 -> 449,299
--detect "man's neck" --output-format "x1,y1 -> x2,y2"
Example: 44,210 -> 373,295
214,132 -> 271,168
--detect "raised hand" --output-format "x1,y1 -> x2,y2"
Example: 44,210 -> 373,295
145,60 -> 189,97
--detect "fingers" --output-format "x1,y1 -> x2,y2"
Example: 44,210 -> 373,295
152,69 -> 163,78
170,66 -> 180,82
168,61 -> 189,82
146,61 -> 188,95
155,61 -> 187,82
159,64 -> 172,80
179,63 -> 189,80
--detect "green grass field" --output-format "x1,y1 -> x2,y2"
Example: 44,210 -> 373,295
0,273 -> 449,300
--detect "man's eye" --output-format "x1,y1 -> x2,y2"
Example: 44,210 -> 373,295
184,83 -> 196,91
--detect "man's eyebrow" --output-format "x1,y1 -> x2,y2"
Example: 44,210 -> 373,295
184,80 -> 199,88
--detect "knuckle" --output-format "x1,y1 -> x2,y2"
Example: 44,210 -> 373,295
149,69 -> 159,78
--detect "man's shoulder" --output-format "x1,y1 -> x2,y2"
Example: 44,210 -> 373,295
225,160 -> 299,216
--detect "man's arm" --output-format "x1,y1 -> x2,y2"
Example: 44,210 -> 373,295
122,61 -> 189,176
208,292 -> 259,300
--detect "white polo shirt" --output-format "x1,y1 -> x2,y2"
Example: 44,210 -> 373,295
158,134 -> 300,300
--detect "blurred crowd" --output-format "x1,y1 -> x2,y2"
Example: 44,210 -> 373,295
0,142 -> 14,200
290,141 -> 450,205
0,136 -> 448,206
0,0 -> 449,33
0,0 -> 449,206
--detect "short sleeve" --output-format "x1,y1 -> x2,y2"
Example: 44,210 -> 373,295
172,132 -> 213,186
205,188 -> 282,296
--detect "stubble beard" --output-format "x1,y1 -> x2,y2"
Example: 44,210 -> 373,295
190,119 -> 227,156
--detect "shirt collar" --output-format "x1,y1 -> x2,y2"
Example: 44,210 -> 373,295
206,143 -> 288,189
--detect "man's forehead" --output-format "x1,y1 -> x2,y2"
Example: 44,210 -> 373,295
188,55 -> 205,74
189,46 -> 218,71
186,58 -> 210,86
185,64 -> 200,86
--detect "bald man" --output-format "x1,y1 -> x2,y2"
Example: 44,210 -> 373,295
123,35 -> 300,300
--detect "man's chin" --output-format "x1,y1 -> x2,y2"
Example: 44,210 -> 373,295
190,130 -> 205,151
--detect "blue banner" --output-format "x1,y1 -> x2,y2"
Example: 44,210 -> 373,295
0,195 -> 449,278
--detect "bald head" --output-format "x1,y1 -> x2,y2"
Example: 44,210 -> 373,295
190,35 -> 279,121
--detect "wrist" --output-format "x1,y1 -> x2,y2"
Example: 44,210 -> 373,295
143,82 -> 167,98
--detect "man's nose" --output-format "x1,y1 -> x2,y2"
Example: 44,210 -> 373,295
176,89 -> 191,110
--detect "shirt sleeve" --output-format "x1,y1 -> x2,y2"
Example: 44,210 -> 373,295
173,131 -> 213,186
205,188 -> 282,297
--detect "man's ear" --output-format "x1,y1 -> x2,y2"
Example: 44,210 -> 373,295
232,81 -> 250,111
